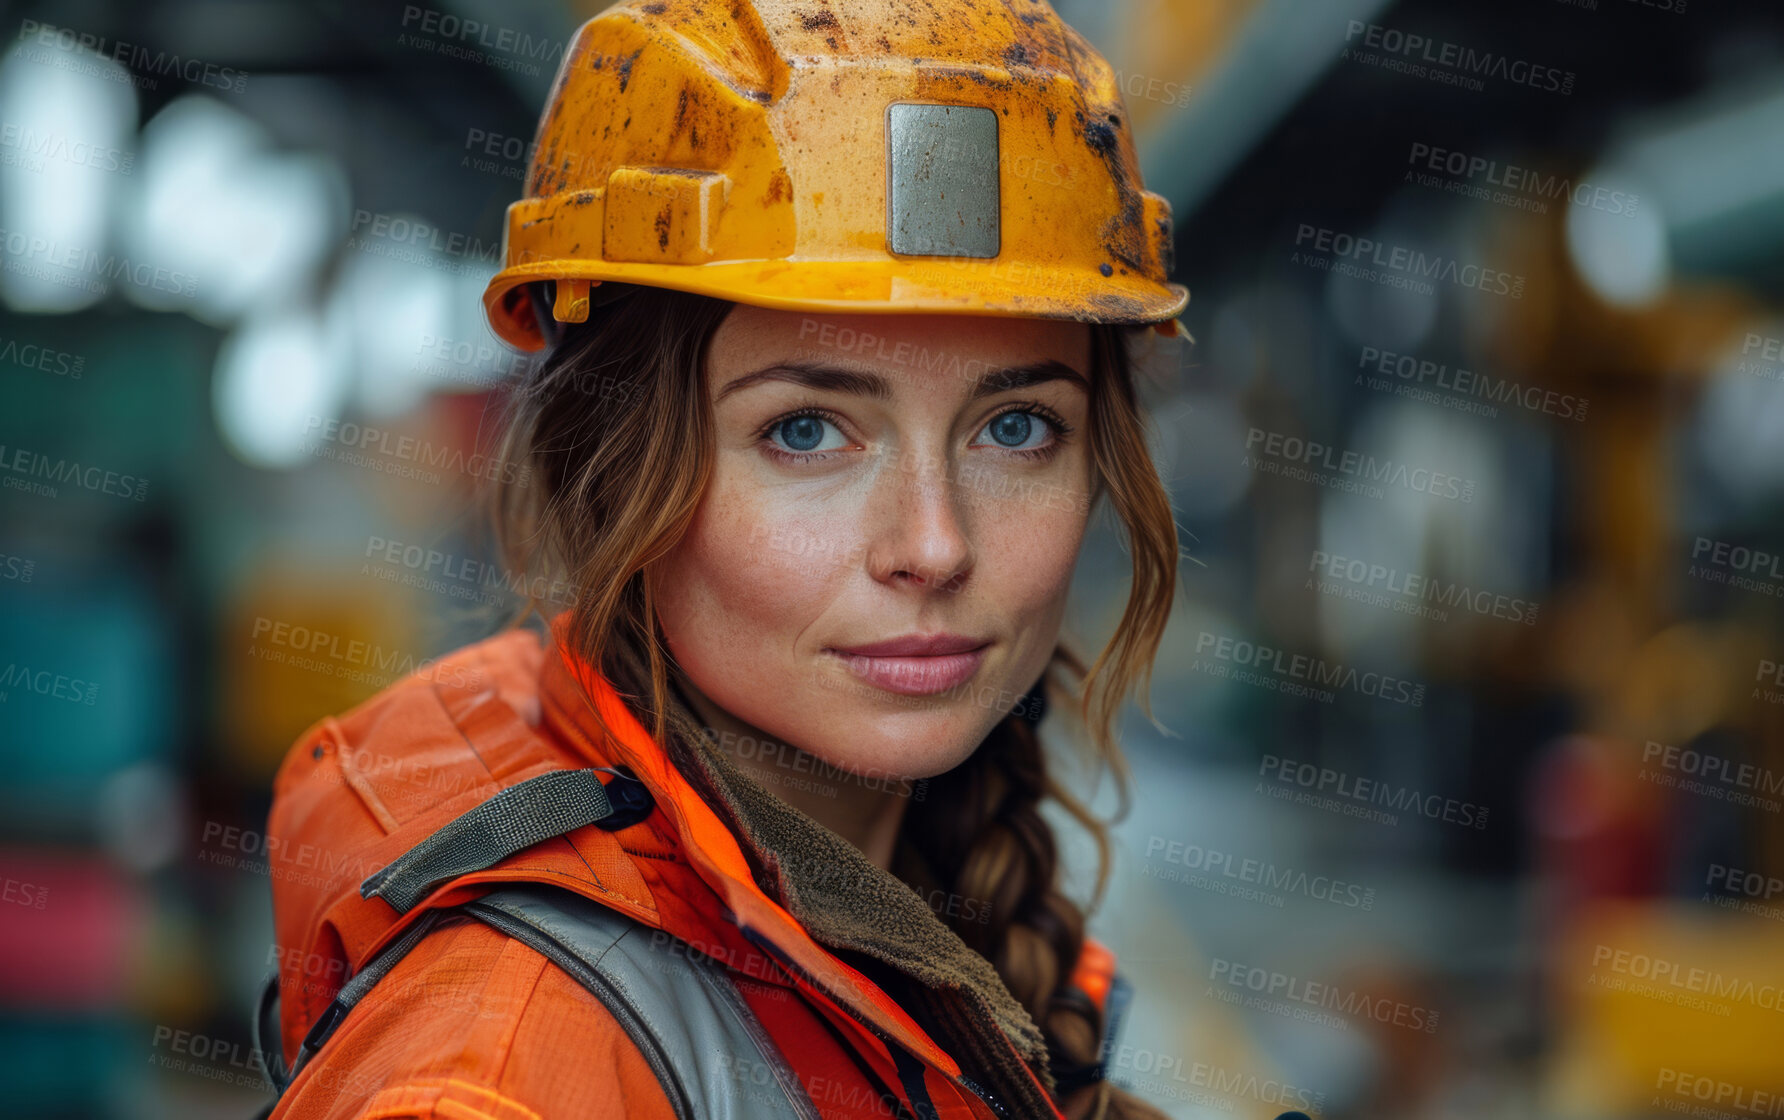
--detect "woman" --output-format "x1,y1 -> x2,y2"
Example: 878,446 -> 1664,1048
260,2 -> 1189,1118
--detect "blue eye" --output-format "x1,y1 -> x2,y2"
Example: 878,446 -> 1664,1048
976,410 -> 1051,451
769,413 -> 848,454
780,415 -> 824,451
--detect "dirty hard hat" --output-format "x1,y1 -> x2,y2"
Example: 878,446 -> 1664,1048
482,0 -> 1191,351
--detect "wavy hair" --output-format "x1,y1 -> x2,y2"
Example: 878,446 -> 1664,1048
491,284 -> 1176,1120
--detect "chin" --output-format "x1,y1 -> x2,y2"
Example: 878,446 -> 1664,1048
778,669 -> 1011,781
833,713 -> 989,781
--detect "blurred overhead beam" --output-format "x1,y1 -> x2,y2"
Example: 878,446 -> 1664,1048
1138,0 -> 1397,222
1608,73 -> 1784,275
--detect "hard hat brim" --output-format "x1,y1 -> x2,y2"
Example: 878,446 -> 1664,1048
484,259 -> 1190,352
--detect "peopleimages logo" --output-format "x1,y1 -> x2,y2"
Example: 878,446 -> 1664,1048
1208,957 -> 1440,1033
1639,740 -> 1784,812
246,616 -> 489,692
1109,1048 -> 1325,1115
362,536 -> 579,608
411,331 -> 538,385
0,444 -> 148,502
796,317 -> 1060,387
17,19 -> 249,93
1690,537 -> 1784,598
1245,427 -> 1476,503
0,553 -> 33,583
1108,69 -> 1193,108
1309,550 -> 1540,626
1738,333 -> 1783,382
1343,20 -> 1575,95
148,1026 -> 271,1088
1590,943 -> 1784,1014
702,725 -> 923,802
1356,346 -> 1588,422
2,876 -> 49,910
1293,224 -> 1525,299
303,417 -> 530,487
1702,863 -> 1784,923
395,6 -> 564,78
0,333 -> 85,378
0,122 -> 134,175
1403,142 -> 1638,217
197,821 -> 382,888
1258,755 -> 1489,829
1655,1069 -> 1782,1118
1144,835 -> 1377,910
0,664 -> 100,706
1194,630 -> 1427,707
346,211 -> 502,278
1756,659 -> 1784,707
0,227 -> 197,299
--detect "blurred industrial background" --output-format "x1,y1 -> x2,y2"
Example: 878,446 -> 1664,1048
2,0 -> 1782,1116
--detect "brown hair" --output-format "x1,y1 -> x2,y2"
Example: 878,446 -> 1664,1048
493,285 -> 1176,1120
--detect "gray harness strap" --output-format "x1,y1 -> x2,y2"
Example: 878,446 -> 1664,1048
263,766 -> 819,1120
264,886 -> 819,1120
464,885 -> 823,1120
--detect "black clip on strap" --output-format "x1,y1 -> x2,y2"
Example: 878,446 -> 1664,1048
590,765 -> 655,829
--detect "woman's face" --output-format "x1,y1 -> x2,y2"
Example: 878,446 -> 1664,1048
653,306 -> 1097,783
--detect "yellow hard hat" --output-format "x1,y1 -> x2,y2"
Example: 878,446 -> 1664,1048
482,0 -> 1190,351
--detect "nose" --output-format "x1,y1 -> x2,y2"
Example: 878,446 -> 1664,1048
863,447 -> 974,593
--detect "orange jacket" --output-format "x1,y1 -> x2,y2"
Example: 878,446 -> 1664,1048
265,621 -> 1118,1119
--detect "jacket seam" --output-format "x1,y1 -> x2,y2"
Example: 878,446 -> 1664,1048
484,940 -> 551,1091
487,865 -> 655,915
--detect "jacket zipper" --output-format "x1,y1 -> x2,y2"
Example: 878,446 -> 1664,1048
950,1072 -> 1010,1118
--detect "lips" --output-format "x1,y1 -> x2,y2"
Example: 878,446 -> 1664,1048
827,633 -> 991,696
834,633 -> 987,657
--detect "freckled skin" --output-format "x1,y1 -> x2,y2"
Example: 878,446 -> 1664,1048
651,307 -> 1095,866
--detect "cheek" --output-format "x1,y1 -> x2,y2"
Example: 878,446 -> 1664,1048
970,493 -> 1090,668
655,463 -> 859,678
982,502 -> 1087,600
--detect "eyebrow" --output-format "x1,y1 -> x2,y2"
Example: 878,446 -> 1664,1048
714,358 -> 1089,404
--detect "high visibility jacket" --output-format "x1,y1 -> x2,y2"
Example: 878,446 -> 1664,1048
264,620 -> 1121,1119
